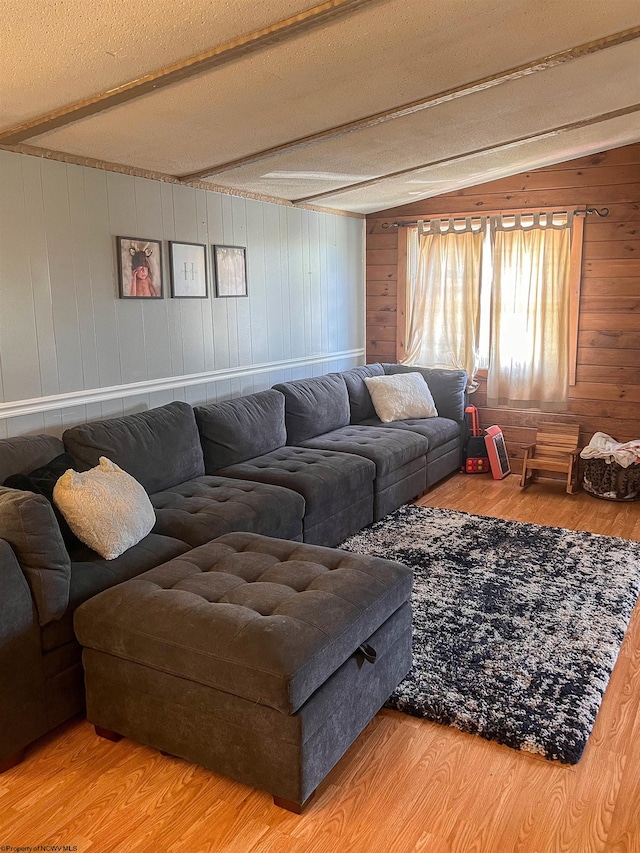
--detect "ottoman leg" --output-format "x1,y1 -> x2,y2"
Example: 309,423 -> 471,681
273,790 -> 316,814
95,726 -> 123,743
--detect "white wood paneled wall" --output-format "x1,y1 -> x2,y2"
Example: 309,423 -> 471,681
0,151 -> 365,438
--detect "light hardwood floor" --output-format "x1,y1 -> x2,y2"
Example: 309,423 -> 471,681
1,473 -> 639,853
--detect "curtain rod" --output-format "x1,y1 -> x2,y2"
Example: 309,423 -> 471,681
380,207 -> 609,228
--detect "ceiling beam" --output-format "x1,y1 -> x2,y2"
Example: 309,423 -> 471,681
291,103 -> 640,203
180,25 -> 640,182
0,0 -> 379,145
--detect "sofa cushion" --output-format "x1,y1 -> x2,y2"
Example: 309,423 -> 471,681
383,365 -> 467,422
4,452 -> 82,551
299,425 -> 428,478
0,434 -> 65,484
42,533 -> 190,653
365,372 -> 438,422
150,476 -> 305,546
63,401 -> 205,494
195,390 -> 286,472
0,487 -> 71,626
359,416 -> 461,449
340,363 -> 385,423
54,457 -> 156,560
273,374 -> 350,444
73,532 -> 413,715
219,447 -> 375,511
217,446 -> 375,534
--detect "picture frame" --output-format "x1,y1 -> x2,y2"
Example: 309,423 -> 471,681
213,245 -> 248,298
116,236 -> 163,299
169,241 -> 208,298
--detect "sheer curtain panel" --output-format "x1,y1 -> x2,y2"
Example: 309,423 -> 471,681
404,218 -> 485,383
487,213 -> 572,410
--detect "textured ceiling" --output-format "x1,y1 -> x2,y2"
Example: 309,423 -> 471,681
2,0 -> 639,213
0,0 -> 320,127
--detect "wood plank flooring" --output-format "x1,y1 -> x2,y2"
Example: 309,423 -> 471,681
1,473 -> 639,852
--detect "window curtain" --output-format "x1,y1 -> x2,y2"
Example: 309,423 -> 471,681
486,213 -> 572,411
404,218 -> 485,382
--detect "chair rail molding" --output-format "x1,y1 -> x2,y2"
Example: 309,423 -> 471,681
0,349 -> 365,419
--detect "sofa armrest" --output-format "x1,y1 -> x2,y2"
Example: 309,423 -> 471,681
0,539 -> 48,762
0,487 -> 71,626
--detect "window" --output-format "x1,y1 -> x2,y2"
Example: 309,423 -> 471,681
404,212 -> 583,410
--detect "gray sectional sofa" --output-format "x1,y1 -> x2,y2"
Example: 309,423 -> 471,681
0,362 -> 466,771
195,388 -> 378,546
196,363 -> 467,533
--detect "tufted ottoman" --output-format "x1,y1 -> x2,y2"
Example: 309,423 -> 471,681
74,533 -> 413,812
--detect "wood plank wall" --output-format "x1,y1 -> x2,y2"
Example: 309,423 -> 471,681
366,143 -> 640,469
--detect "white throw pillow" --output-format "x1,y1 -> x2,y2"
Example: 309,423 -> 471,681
53,457 -> 155,560
364,373 -> 438,423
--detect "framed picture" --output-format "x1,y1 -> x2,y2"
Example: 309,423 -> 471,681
213,245 -> 248,297
117,237 -> 163,299
169,241 -> 208,298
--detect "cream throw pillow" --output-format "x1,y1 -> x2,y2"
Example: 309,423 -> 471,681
364,372 -> 438,423
53,457 -> 155,560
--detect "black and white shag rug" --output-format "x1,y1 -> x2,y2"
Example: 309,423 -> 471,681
341,505 -> 640,764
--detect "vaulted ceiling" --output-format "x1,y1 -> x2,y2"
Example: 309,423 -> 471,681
2,0 -> 639,214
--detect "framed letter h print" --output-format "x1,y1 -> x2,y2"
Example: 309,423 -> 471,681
169,242 -> 208,298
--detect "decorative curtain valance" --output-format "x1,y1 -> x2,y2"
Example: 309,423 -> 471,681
418,216 -> 487,236
491,211 -> 574,232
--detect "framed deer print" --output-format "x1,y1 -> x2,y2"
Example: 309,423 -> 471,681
117,237 -> 163,299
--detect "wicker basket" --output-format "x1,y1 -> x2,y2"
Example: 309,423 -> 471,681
582,457 -> 640,501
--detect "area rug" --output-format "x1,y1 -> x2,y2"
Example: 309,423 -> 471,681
341,505 -> 640,763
